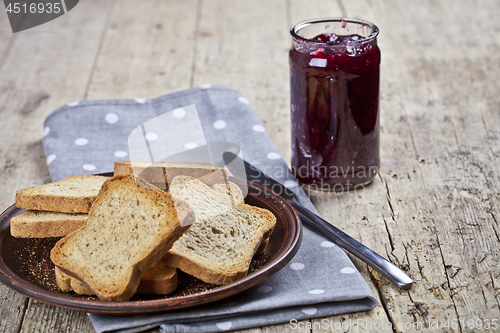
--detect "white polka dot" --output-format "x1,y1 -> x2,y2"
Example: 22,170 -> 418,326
114,151 -> 128,158
75,138 -> 88,146
321,241 -> 336,248
145,132 -> 158,141
301,307 -> 317,315
290,263 -> 305,270
43,127 -> 50,137
308,289 -> 325,295
267,152 -> 280,160
184,142 -> 198,149
105,113 -> 119,124
213,120 -> 226,130
216,322 -> 232,330
67,101 -> 79,107
172,108 -> 186,119
252,125 -> 265,132
134,98 -> 147,104
46,154 -> 56,165
257,285 -> 273,293
238,96 -> 249,105
82,164 -> 96,171
284,180 -> 297,188
340,267 -> 356,274
200,84 -> 212,89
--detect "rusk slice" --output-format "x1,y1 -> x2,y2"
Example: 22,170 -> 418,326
164,176 -> 276,285
50,175 -> 194,301
15,175 -> 108,213
114,161 -> 228,188
10,211 -> 88,238
55,262 -> 178,295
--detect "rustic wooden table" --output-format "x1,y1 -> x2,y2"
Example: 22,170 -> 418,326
1,0 -> 499,332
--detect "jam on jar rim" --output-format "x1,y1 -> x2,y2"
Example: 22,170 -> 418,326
290,17 -> 379,47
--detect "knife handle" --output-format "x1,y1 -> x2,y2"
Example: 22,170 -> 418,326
291,203 -> 413,290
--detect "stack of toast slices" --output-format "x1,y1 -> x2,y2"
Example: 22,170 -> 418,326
11,161 -> 277,301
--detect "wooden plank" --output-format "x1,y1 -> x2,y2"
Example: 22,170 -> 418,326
20,300 -> 94,333
349,0 -> 468,330
0,4 -> 16,69
335,1 -> 462,330
192,2 -> 310,332
288,0 -> 345,25
355,0 -> 500,331
191,0 -> 290,161
0,1 -> 112,332
288,1 -> 394,332
395,0 -> 500,328
1,1 -> 197,333
0,0 -> 498,332
85,0 -> 199,100
0,292 -> 27,333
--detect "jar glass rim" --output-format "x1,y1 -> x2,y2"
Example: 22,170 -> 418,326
290,18 -> 379,45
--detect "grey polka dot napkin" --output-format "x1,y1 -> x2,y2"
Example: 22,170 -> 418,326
42,86 -> 377,333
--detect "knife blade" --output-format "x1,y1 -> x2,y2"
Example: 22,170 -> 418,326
223,152 -> 413,290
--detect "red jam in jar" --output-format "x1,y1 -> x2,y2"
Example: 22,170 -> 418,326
289,18 -> 380,191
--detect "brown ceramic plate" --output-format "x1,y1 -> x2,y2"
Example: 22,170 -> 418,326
0,175 -> 301,315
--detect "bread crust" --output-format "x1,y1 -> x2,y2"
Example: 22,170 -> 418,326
15,175 -> 108,213
10,211 -> 88,238
50,175 -> 194,301
114,161 -> 229,186
55,263 -> 178,295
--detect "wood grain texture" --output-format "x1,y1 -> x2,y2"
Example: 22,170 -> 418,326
288,1 -> 394,332
19,300 -> 94,333
192,0 -> 290,161
85,0 -> 199,100
0,1 -> 112,332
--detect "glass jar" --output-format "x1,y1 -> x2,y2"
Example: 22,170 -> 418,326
289,18 -> 380,191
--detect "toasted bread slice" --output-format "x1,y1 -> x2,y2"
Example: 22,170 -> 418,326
50,175 -> 194,301
164,176 -> 276,285
10,180 -> 245,239
114,161 -> 228,188
55,262 -> 178,295
10,211 -> 88,238
15,175 -> 108,213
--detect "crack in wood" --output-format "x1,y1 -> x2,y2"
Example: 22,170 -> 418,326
492,213 -> 500,243
189,0 -> 203,88
367,270 -> 397,333
83,0 -> 116,100
378,174 -> 397,222
13,298 -> 29,333
489,272 -> 500,312
0,35 -> 16,73
382,217 -> 395,253
406,292 -> 432,328
284,0 -> 291,30
336,0 -> 347,17
492,212 -> 499,226
435,233 -> 464,333
402,244 -> 411,272
415,256 -> 425,282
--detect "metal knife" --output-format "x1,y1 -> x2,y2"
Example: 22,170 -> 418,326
223,152 -> 413,290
